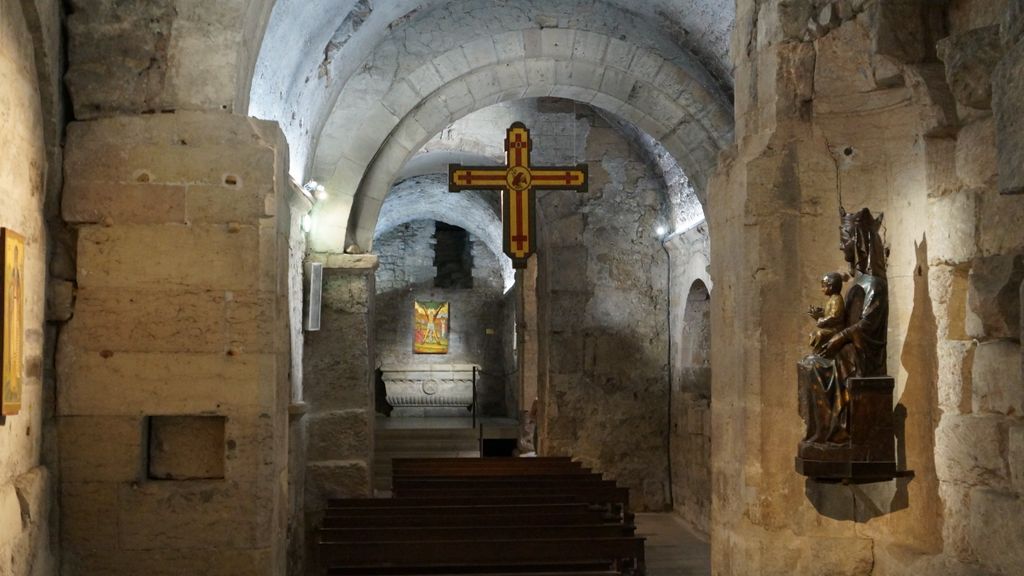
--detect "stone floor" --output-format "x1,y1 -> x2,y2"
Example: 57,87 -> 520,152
635,513 -> 711,576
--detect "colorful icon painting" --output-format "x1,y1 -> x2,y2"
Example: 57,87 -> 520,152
2,228 -> 25,416
413,300 -> 449,354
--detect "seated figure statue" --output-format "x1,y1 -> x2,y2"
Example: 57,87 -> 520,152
807,272 -> 846,354
798,208 -> 888,448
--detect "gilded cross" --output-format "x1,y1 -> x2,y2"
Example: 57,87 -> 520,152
448,122 -> 588,269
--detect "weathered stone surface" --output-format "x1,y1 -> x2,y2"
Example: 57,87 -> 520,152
303,323 -> 371,410
928,191 -> 977,265
815,21 -> 876,96
967,253 -> 1024,339
321,269 -> 371,314
870,0 -> 928,63
1011,423 -> 1024,492
305,410 -> 370,462
65,287 -> 277,354
57,348 -> 273,416
59,416 -> 143,482
69,548 -> 273,576
938,481 -> 974,562
46,279 -> 76,322
76,225 -> 262,291
935,414 -> 1010,488
969,488 -> 1024,574
61,482 -> 118,550
994,36 -> 1024,194
977,187 -> 1024,254
972,339 -> 1024,415
956,117 -> 997,188
937,26 -> 1003,109
65,1 -> 248,118
1004,0 -> 1024,47
305,460 -> 371,506
118,481 -> 270,550
0,3 -> 57,573
937,340 -> 975,413
148,415 -> 227,480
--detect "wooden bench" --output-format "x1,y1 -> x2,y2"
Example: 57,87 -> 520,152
326,562 -> 618,575
391,457 -> 579,469
327,495 -> 593,507
320,523 -> 634,542
319,537 -> 645,574
319,457 -> 642,575
321,507 -> 611,529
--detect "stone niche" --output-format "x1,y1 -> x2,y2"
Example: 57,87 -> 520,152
148,415 -> 227,480
382,363 -> 481,417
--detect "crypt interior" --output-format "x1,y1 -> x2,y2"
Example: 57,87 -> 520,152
0,0 -> 1022,574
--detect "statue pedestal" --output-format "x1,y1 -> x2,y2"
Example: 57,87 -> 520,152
796,375 -> 897,482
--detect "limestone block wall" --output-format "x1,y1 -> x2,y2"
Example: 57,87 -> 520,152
711,0 -> 1024,574
665,227 -> 712,536
57,112 -> 292,575
537,114 -> 671,512
374,220 -> 509,416
300,254 -> 376,571
64,0 -> 272,118
0,1 -> 57,573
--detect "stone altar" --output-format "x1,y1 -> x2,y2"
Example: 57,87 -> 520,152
382,363 -> 479,417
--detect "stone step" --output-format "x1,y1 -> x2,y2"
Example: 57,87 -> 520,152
375,439 -> 480,451
375,428 -> 479,440
374,450 -> 481,463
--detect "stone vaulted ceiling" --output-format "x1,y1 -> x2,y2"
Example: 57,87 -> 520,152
249,0 -> 735,251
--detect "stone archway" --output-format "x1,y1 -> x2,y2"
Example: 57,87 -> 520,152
671,278 -> 712,534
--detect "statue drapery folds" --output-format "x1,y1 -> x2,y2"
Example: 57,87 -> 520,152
797,208 -> 896,480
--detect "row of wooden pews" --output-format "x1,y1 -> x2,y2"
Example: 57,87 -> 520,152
318,456 -> 645,576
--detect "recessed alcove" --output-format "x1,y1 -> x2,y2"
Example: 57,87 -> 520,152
147,416 -> 227,481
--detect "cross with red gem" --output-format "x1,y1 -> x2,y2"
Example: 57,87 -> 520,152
448,122 -> 588,269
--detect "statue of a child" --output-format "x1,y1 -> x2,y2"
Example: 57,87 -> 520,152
807,272 -> 845,355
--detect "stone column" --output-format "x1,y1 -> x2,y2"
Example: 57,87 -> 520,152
301,254 -> 377,565
995,0 -> 1024,195
58,112 -> 292,575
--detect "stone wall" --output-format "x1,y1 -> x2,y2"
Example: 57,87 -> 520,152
57,112 -> 292,575
64,0 -> 269,118
374,220 -> 509,416
666,226 -> 712,536
0,1 -> 57,573
537,112 -> 671,512
711,0 -> 1024,573
300,254 -> 377,574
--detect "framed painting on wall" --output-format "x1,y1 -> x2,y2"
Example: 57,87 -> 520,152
413,300 -> 449,354
2,228 -> 25,416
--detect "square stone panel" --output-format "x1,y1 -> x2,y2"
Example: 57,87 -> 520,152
148,415 -> 226,480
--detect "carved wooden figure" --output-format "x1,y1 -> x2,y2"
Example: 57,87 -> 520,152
796,208 -> 897,481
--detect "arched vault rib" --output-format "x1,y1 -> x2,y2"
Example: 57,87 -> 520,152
310,40 -> 732,252
248,0 -> 735,186
375,174 -> 514,290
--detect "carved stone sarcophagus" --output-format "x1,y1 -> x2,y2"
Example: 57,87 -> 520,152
381,363 -> 478,413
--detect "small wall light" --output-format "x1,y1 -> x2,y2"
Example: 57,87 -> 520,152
303,180 -> 329,201
301,213 -> 313,233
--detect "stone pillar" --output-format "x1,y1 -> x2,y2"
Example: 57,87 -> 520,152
518,264 -> 539,413
58,112 -> 292,575
301,254 -> 377,566
995,0 -> 1024,195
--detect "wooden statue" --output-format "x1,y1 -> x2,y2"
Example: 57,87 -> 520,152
796,208 -> 897,481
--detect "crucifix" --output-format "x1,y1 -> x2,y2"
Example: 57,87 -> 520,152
448,122 -> 588,269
